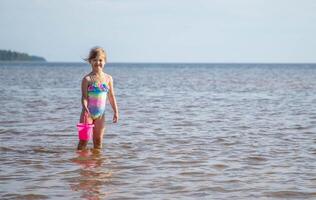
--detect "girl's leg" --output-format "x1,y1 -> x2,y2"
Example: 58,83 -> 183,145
77,110 -> 93,150
93,114 -> 106,149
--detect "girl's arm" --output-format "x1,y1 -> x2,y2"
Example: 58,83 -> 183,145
81,77 -> 90,114
108,75 -> 119,123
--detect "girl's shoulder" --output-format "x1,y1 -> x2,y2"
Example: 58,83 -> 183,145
82,73 -> 93,83
82,74 -> 90,80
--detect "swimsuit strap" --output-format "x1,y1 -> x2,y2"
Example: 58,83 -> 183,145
90,74 -> 96,84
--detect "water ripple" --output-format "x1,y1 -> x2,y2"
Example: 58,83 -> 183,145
1,63 -> 316,199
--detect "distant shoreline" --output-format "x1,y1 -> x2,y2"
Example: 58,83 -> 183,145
0,50 -> 46,62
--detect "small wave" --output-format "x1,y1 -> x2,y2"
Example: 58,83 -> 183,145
0,120 -> 20,125
174,117 -> 185,121
47,134 -> 72,138
223,179 -> 241,183
222,141 -> 239,146
120,143 -> 134,149
139,109 -> 154,114
166,185 -> 187,192
206,119 -> 223,123
310,149 -> 316,155
212,164 -> 229,170
238,125 -> 251,130
0,146 -> 26,154
31,147 -> 60,154
213,137 -> 229,143
0,146 -> 16,152
162,160 -> 205,165
247,156 -> 268,162
179,171 -> 218,178
2,193 -> 49,200
0,128 -> 21,134
197,186 -> 231,193
172,122 -> 198,127
264,191 -> 316,198
179,171 -> 206,176
104,133 -> 117,138
293,125 -> 314,130
279,125 -> 314,131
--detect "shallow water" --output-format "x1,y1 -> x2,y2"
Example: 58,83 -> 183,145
0,62 -> 316,199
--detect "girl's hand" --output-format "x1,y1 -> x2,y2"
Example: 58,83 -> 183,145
113,112 -> 119,123
84,107 -> 91,117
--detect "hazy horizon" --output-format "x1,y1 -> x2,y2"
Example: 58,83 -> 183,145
2,60 -> 316,65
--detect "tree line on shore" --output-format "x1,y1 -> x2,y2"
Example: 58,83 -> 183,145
0,50 -> 46,61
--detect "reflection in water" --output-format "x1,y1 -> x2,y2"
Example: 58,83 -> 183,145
73,149 -> 104,169
70,149 -> 113,200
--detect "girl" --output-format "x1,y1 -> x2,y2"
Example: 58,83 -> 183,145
77,47 -> 119,150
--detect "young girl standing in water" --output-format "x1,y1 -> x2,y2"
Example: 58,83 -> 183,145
77,47 -> 119,150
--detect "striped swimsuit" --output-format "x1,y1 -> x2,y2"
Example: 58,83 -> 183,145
87,76 -> 109,119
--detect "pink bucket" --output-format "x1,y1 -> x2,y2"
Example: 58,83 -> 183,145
77,123 -> 94,141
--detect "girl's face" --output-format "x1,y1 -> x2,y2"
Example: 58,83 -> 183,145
90,55 -> 106,71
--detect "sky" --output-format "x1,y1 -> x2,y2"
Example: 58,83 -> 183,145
0,0 -> 315,63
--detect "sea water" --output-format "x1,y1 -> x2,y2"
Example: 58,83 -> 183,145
0,62 -> 315,199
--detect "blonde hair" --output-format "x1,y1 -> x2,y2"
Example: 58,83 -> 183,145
85,47 -> 107,63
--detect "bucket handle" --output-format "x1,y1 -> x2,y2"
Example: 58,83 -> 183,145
83,112 -> 89,124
